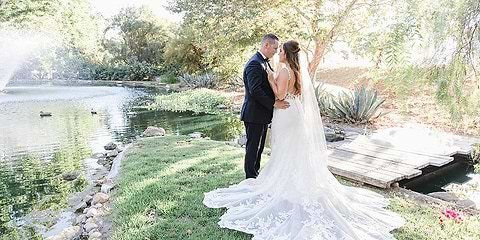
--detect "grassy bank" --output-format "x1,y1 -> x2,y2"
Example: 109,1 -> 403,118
151,88 -> 232,114
111,136 -> 480,240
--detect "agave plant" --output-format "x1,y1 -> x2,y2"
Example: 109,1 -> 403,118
179,72 -> 217,89
327,86 -> 387,123
314,82 -> 334,115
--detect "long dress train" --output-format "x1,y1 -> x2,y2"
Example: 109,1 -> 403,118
204,55 -> 405,240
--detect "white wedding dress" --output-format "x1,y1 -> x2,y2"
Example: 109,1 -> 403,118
203,54 -> 405,240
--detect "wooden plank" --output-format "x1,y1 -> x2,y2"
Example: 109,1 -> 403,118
343,136 -> 455,160
340,140 -> 454,166
348,139 -> 453,160
328,155 -> 421,179
332,146 -> 427,169
328,159 -> 422,179
327,162 -> 404,184
328,150 -> 423,177
328,166 -> 389,188
327,162 -> 405,188
337,144 -> 450,168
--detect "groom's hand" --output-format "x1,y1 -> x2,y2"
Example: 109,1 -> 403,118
274,100 -> 289,109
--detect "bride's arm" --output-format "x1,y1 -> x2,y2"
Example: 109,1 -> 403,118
268,68 -> 289,100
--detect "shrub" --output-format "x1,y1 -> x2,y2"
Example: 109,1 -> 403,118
151,88 -> 231,114
159,73 -> 178,84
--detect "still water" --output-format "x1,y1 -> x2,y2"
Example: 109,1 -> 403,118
0,85 -> 242,237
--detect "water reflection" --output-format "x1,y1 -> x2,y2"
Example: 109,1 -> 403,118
0,85 -> 243,237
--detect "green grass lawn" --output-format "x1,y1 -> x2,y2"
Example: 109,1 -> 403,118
111,136 -> 480,240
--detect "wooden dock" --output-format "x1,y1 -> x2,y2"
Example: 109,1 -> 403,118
326,134 -> 461,188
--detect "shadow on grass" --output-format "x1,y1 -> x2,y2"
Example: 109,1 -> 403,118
112,136 -> 480,240
111,136 -> 251,240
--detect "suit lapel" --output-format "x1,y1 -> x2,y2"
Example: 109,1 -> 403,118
255,53 -> 267,71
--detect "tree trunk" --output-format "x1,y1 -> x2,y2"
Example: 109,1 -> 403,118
308,40 -> 328,81
307,0 -> 359,81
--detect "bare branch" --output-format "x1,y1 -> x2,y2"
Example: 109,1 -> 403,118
293,6 -> 311,22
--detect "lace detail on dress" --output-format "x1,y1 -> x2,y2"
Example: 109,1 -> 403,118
281,67 -> 301,100
284,92 -> 299,100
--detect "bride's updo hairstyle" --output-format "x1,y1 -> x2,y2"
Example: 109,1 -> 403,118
283,40 -> 301,94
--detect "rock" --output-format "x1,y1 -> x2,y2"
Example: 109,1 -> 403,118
86,208 -> 98,218
142,126 -> 166,137
115,146 -> 123,152
104,142 -> 117,151
457,199 -> 476,208
324,126 -> 345,142
92,193 -> 109,205
86,217 -> 96,223
47,226 -> 80,240
428,192 -> 460,202
232,105 -> 242,114
46,226 -> 80,240
89,231 -> 102,238
189,132 -> 205,139
62,171 -> 80,181
97,158 -> 107,165
101,182 -> 115,193
95,177 -> 107,186
84,222 -> 98,233
84,195 -> 93,205
75,214 -> 86,225
390,182 -> 400,188
74,202 -> 87,213
216,104 -> 228,109
237,134 -> 247,147
91,152 -> 105,159
107,149 -> 119,158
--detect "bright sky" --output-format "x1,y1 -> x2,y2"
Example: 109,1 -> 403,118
90,0 -> 182,22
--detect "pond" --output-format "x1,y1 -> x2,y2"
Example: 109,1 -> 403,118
0,85 -> 243,237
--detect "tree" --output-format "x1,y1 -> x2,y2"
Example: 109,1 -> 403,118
169,0 -> 394,79
103,6 -> 172,66
0,0 -> 104,79
163,25 -> 207,74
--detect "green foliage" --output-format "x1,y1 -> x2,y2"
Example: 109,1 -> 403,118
323,86 -> 387,123
159,73 -> 178,84
103,6 -> 172,66
78,61 -> 160,81
167,0 -> 300,79
151,88 -> 232,114
163,25 -> 207,75
472,144 -> 480,174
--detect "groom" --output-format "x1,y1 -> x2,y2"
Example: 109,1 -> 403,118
240,34 -> 289,179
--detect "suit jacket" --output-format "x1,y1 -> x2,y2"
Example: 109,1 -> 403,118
240,52 -> 275,124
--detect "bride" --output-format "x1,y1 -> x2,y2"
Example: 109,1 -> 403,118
203,40 -> 405,239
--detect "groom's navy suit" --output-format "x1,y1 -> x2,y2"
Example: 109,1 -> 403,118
240,52 -> 275,179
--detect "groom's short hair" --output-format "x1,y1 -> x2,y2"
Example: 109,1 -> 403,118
261,34 -> 279,46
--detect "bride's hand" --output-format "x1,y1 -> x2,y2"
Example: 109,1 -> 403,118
266,67 -> 275,83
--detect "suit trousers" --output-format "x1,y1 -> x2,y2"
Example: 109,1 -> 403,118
244,122 -> 268,179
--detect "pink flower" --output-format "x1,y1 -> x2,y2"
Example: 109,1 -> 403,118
440,208 -> 464,224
